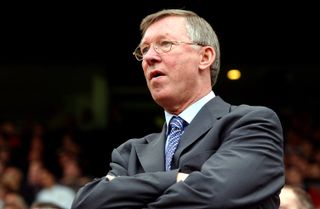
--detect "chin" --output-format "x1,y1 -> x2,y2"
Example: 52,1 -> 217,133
151,93 -> 166,105
153,95 -> 177,110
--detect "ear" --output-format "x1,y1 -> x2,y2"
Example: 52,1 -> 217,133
199,46 -> 215,71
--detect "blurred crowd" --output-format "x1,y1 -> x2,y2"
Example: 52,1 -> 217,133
0,109 -> 319,208
0,119 -> 94,209
281,110 -> 320,208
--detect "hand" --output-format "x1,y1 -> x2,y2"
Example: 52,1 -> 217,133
106,174 -> 115,181
176,172 -> 189,182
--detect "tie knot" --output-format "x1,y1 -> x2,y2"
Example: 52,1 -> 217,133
169,116 -> 185,131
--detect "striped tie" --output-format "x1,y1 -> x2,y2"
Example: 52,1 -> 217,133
165,116 -> 186,171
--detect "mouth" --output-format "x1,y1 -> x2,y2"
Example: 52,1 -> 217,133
149,70 -> 165,80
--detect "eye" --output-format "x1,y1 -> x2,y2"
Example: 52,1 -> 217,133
159,40 -> 173,50
140,45 -> 150,55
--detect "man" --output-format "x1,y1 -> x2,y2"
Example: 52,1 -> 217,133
279,185 -> 315,209
72,9 -> 284,209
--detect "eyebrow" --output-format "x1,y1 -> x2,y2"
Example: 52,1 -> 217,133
140,34 -> 173,45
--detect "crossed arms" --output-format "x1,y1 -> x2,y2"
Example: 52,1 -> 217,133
72,106 -> 284,209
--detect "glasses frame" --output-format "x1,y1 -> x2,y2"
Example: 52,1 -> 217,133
133,40 -> 204,61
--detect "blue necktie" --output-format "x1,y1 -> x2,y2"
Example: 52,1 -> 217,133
165,116 -> 186,171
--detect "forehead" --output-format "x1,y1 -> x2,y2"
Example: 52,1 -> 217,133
142,16 -> 188,43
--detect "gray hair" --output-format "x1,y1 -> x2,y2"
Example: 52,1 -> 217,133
140,9 -> 221,87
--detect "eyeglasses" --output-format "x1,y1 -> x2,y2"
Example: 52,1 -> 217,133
133,40 -> 203,61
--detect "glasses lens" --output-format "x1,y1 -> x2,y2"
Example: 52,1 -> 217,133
157,40 -> 173,53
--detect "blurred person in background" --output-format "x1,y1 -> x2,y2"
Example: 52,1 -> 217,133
279,185 -> 315,209
35,163 -> 75,209
30,201 -> 64,209
2,192 -> 28,209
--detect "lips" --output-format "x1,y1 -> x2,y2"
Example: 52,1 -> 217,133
149,70 -> 165,80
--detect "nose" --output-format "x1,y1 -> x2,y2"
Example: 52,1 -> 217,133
143,44 -> 161,63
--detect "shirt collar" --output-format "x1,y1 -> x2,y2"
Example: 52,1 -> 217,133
165,91 -> 215,127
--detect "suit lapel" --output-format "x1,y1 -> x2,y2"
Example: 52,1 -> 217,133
174,96 -> 231,160
134,125 -> 167,172
132,96 -> 231,172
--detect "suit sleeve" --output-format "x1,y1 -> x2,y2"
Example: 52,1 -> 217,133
146,106 -> 284,209
71,140 -> 178,209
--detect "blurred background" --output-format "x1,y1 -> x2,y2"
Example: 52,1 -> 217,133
0,0 -> 320,208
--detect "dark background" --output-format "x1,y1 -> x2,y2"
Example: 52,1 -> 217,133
1,1 -> 319,176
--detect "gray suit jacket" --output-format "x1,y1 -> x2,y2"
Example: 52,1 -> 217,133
72,96 -> 284,209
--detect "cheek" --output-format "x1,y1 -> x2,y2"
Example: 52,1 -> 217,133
142,64 -> 148,78
174,62 -> 198,82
